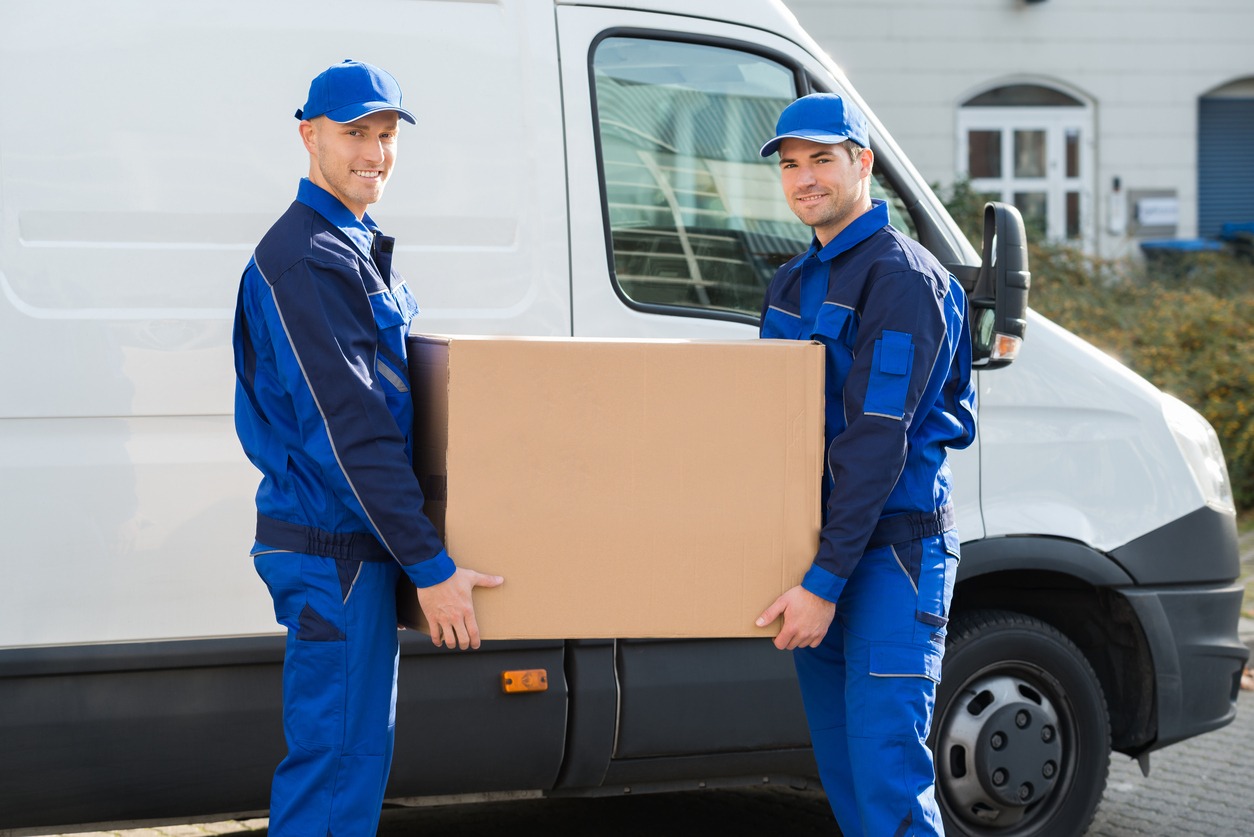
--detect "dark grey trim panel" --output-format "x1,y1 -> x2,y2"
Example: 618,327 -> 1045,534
0,634 -> 285,678
0,641 -> 284,829
0,633 -> 562,677
602,749 -> 816,787
0,634 -> 568,830
1120,583 -> 1248,752
554,640 -> 618,790
1110,505 -> 1240,585
957,536 -> 1135,586
614,638 -> 810,760
391,640 -> 570,796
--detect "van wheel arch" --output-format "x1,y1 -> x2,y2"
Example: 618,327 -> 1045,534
931,608 -> 1111,837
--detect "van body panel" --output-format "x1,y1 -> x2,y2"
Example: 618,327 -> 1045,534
0,0 -> 570,649
0,415 -> 268,646
978,312 -> 1208,553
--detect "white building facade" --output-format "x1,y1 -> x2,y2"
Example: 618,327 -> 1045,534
784,0 -> 1254,258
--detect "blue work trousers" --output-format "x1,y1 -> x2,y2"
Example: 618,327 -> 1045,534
794,531 -> 959,836
254,547 -> 402,837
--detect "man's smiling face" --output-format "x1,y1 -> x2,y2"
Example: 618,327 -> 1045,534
778,137 -> 871,246
301,110 -> 399,219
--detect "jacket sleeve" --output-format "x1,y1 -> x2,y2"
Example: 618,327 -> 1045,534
801,266 -> 950,603
262,256 -> 454,587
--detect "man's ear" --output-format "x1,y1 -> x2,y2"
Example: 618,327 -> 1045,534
298,119 -> 318,155
859,146 -> 875,177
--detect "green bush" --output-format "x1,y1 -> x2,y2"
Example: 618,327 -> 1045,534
936,181 -> 1254,512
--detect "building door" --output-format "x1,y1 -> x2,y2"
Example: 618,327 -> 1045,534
958,84 -> 1092,247
1198,84 -> 1254,238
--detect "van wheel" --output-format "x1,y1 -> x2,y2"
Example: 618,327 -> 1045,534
930,609 -> 1110,836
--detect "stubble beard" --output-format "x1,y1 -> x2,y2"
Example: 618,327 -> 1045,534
318,156 -> 387,212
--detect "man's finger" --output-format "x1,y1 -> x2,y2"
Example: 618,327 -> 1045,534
474,573 -> 504,589
453,619 -> 472,651
465,612 -> 482,650
774,624 -> 797,652
756,596 -> 786,628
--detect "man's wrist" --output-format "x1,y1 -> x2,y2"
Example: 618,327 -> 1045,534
801,563 -> 845,604
407,548 -> 456,588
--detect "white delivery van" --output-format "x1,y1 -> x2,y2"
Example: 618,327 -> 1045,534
0,2 -> 1244,835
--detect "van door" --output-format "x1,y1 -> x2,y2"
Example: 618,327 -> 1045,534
556,4 -> 984,767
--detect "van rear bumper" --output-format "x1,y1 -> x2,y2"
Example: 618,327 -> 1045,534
1121,582 -> 1248,751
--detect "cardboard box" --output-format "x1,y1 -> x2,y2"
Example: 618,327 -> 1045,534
398,335 -> 824,640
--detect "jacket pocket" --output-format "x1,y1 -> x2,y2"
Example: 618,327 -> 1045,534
812,303 -> 858,433
762,304 -> 803,340
368,288 -> 415,397
864,329 -> 913,419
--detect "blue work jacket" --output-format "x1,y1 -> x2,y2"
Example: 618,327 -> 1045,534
760,200 -> 977,603
233,179 -> 454,587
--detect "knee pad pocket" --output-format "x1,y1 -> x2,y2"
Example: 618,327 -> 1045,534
285,635 -> 347,747
869,640 -> 942,684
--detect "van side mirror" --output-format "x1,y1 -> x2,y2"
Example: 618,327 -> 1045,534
969,202 -> 1030,369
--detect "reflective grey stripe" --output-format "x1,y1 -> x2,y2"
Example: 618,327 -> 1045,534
343,563 -> 363,604
376,359 -> 409,392
890,544 -> 919,595
262,262 -> 398,562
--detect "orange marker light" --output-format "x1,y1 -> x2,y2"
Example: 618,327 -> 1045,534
501,669 -> 549,694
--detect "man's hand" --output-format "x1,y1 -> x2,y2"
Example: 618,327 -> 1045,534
756,584 -> 836,651
415,567 -> 504,650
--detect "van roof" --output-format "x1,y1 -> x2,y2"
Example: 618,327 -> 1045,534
554,0 -> 802,38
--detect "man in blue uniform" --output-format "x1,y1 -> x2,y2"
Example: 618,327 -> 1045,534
755,93 -> 977,836
233,60 -> 503,836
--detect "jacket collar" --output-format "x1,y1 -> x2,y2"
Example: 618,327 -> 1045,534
813,199 -> 889,262
295,177 -> 380,260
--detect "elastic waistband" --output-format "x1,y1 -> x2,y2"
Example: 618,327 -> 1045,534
256,514 -> 392,562
867,504 -> 955,549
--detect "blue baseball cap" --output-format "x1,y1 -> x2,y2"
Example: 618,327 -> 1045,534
295,60 -> 416,125
759,93 -> 869,157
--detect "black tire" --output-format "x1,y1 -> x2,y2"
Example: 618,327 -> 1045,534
930,609 -> 1111,837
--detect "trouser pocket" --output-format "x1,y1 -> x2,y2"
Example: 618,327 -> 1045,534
255,549 -> 352,748
892,531 -> 959,646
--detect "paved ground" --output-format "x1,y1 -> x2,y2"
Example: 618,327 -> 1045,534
27,526 -> 1254,837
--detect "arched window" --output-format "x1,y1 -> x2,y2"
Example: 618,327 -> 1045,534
958,83 -> 1092,246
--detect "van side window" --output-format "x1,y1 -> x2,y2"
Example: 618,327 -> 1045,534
592,37 -> 806,318
871,169 -> 917,240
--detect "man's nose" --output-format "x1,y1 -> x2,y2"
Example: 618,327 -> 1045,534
362,139 -> 385,164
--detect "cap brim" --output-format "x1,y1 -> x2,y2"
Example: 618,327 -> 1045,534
759,131 -> 852,157
323,102 -> 417,125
